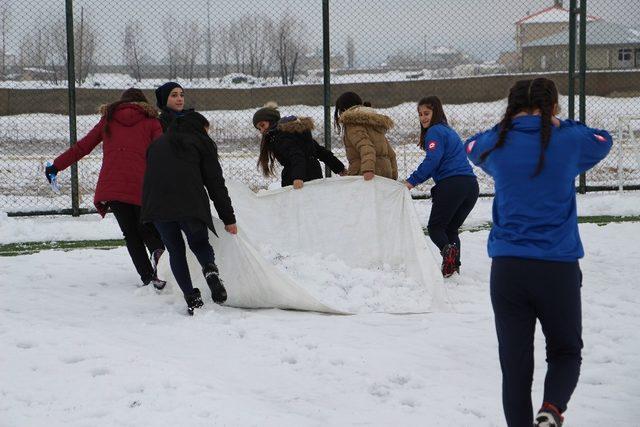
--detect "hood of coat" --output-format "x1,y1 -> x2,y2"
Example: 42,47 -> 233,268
339,106 -> 394,131
277,116 -> 315,134
98,102 -> 159,127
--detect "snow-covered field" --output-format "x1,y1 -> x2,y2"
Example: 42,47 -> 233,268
1,219 -> 638,425
2,95 -> 640,213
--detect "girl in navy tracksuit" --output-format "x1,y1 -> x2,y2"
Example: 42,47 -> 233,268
405,96 -> 479,277
466,78 -> 612,427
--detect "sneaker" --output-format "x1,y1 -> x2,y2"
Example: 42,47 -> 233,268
184,288 -> 204,316
441,243 -> 459,278
150,248 -> 165,278
534,403 -> 564,427
203,263 -> 227,304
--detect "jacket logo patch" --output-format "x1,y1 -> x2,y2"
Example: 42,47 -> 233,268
594,134 -> 607,142
466,140 -> 476,154
427,141 -> 437,150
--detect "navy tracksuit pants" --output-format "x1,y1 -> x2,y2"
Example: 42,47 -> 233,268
490,257 -> 583,427
153,219 -> 216,295
428,175 -> 479,261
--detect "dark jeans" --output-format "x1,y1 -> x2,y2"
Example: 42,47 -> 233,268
109,201 -> 164,284
427,175 -> 479,262
153,219 -> 215,295
491,257 -> 583,427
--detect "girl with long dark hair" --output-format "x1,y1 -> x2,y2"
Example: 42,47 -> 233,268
45,88 -> 166,289
405,96 -> 478,277
253,103 -> 345,189
466,77 -> 612,427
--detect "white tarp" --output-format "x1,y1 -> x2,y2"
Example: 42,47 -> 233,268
158,177 -> 444,314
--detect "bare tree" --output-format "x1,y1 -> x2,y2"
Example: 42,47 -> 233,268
180,20 -> 202,81
215,24 -> 231,77
227,18 -> 248,74
162,19 -> 179,79
0,1 -> 10,80
244,16 -> 272,78
74,7 -> 97,85
123,20 -> 145,82
346,35 -> 355,69
268,14 -> 307,85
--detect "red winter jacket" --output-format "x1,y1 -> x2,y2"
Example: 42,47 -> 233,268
54,102 -> 162,217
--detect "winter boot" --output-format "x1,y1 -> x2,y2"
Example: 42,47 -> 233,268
534,403 -> 564,427
441,243 -> 459,278
184,288 -> 204,316
203,263 -> 227,304
150,277 -> 166,290
150,248 -> 164,276
149,248 -> 166,290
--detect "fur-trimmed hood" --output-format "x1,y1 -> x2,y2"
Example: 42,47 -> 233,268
98,102 -> 158,118
277,116 -> 315,134
339,106 -> 394,131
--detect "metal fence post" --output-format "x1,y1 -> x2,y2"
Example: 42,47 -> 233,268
65,0 -> 80,216
578,0 -> 587,193
568,0 -> 576,121
322,0 -> 332,177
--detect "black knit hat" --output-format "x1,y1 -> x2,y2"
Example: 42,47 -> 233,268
252,104 -> 281,128
155,82 -> 182,109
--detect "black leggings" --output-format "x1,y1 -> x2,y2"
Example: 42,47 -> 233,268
153,219 -> 215,295
491,257 -> 583,426
427,175 -> 479,261
109,201 -> 164,285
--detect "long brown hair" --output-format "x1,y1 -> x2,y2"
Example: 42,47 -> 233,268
479,77 -> 558,176
417,96 -> 448,149
257,129 -> 277,177
103,88 -> 148,136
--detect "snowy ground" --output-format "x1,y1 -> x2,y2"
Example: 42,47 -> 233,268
1,220 -> 639,425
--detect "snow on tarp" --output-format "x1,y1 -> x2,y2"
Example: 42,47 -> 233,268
159,177 -> 444,314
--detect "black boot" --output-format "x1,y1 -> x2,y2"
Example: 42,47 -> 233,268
441,243 -> 459,278
203,263 -> 227,304
184,288 -> 204,316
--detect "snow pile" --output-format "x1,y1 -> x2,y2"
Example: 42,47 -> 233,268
157,177 -> 444,314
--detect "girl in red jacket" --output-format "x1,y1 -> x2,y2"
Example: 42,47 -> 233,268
45,88 -> 167,289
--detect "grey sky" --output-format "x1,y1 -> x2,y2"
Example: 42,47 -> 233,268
8,0 -> 640,66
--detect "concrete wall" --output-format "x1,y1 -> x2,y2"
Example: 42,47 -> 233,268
1,70 -> 639,116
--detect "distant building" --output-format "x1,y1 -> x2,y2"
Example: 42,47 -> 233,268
515,0 -> 599,52
522,20 -> 640,71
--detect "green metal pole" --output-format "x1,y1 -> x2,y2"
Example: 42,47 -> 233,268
322,0 -> 332,177
568,0 -> 577,120
65,0 -> 80,216
578,0 -> 587,193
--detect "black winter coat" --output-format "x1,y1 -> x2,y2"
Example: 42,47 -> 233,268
266,116 -> 345,187
141,118 -> 235,234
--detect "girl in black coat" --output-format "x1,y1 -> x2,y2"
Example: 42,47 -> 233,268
142,111 -> 237,315
154,82 -> 194,132
253,104 -> 346,189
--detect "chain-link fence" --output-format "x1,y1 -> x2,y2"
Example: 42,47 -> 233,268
1,0 -> 639,215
